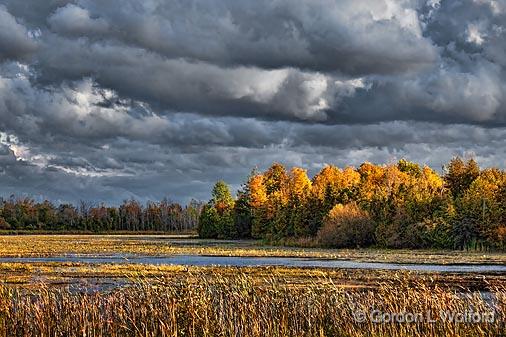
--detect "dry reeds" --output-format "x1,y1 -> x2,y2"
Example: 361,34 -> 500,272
0,272 -> 504,337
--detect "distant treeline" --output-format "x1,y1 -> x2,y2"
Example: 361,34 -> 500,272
199,157 -> 506,250
0,198 -> 203,232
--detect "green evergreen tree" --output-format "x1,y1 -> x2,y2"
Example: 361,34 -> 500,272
234,181 -> 253,238
198,205 -> 220,238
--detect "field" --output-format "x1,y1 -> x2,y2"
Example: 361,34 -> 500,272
0,235 -> 505,336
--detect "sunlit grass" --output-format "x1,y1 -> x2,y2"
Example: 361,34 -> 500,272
0,271 -> 504,336
0,262 -> 504,294
0,235 -> 505,336
0,235 -> 505,265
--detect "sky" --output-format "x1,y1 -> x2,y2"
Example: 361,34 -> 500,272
0,0 -> 506,204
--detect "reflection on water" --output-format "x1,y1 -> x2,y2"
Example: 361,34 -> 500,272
1,255 -> 506,273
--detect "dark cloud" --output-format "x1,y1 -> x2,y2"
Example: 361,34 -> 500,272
0,0 -> 505,203
48,4 -> 109,36
0,6 -> 37,61
41,0 -> 437,74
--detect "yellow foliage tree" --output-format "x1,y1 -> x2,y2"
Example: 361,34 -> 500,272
289,167 -> 311,200
249,174 -> 267,208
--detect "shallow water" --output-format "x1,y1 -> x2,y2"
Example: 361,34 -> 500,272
1,255 -> 506,273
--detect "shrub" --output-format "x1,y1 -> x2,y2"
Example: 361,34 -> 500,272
0,217 -> 10,230
317,203 -> 375,248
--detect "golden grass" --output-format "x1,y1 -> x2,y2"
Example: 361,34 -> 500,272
0,262 -> 505,293
0,271 -> 504,337
1,235 -> 506,265
0,235 -> 505,336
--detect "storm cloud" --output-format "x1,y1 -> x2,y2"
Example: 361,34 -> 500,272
0,0 -> 505,204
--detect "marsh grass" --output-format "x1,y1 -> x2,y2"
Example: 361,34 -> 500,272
1,263 -> 504,293
0,235 -> 505,336
1,235 -> 506,265
0,272 -> 504,337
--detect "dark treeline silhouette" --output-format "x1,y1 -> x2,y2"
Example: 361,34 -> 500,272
199,157 -> 506,250
0,197 -> 203,232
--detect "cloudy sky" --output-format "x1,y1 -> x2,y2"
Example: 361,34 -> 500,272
0,0 -> 505,204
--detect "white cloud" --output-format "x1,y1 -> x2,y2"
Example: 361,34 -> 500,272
466,23 -> 486,45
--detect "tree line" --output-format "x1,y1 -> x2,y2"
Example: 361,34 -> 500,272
199,158 -> 506,250
0,198 -> 202,232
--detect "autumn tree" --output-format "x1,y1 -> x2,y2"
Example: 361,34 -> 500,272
444,157 -> 480,199
247,163 -> 289,239
263,163 -> 288,195
397,158 -> 421,177
317,203 -> 375,248
285,167 -> 312,237
248,174 -> 268,238
308,166 -> 360,235
455,168 -> 505,249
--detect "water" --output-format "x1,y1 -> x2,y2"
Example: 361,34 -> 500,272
1,254 -> 506,273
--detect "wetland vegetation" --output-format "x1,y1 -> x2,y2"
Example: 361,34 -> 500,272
0,267 -> 505,337
1,235 -> 506,264
0,235 -> 505,336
